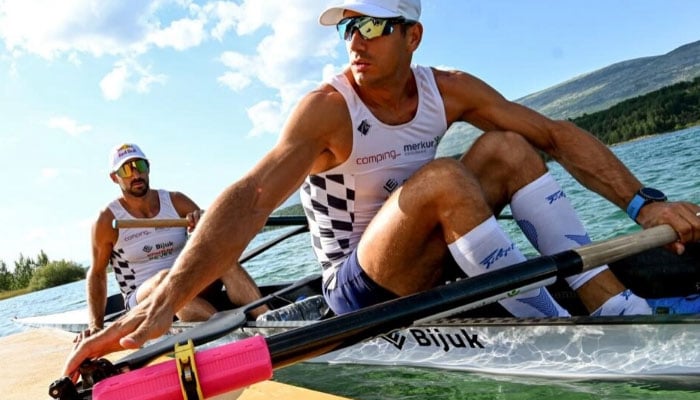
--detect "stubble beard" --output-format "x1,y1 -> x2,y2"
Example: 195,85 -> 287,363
126,180 -> 149,198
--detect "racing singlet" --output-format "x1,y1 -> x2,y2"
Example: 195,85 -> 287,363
300,65 -> 448,283
108,189 -> 186,305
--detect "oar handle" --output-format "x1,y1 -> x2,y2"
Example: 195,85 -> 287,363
112,215 -> 309,229
112,219 -> 188,229
577,224 -> 677,269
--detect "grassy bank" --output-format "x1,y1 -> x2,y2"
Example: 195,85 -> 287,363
0,288 -> 31,301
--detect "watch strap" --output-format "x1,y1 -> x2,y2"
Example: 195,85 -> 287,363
626,193 -> 647,222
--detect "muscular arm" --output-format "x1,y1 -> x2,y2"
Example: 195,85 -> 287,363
437,69 -> 641,209
437,68 -> 700,248
170,191 -> 204,233
86,210 -> 117,331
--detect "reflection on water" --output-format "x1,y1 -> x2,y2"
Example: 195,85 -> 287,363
274,364 -> 700,400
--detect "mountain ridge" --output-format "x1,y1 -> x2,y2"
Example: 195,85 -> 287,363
517,40 -> 700,119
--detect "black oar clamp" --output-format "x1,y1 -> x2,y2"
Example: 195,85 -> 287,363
48,358 -> 119,399
48,377 -> 81,400
175,339 -> 204,400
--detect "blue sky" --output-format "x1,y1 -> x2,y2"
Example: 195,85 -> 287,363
1,0 -> 698,266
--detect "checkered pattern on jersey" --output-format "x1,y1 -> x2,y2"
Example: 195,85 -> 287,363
110,248 -> 137,301
301,174 -> 356,269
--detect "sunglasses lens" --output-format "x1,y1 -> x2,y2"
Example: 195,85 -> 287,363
357,18 -> 388,40
337,18 -> 353,40
116,159 -> 149,178
337,17 -> 392,41
133,159 -> 149,173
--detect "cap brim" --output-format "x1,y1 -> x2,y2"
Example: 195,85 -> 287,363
319,4 -> 401,26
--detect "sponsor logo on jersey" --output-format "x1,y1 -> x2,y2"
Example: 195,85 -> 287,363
403,136 -> 442,156
383,178 -> 400,193
356,149 -> 400,165
357,119 -> 371,136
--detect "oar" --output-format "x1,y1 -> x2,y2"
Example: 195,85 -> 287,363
112,215 -> 308,229
95,225 -> 675,384
113,214 -> 511,229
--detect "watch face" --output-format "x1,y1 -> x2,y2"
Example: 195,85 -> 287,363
640,187 -> 667,201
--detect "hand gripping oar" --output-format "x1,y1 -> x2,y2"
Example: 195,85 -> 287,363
53,225 -> 677,400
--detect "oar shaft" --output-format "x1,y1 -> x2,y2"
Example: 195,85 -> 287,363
112,215 -> 309,229
112,218 -> 188,228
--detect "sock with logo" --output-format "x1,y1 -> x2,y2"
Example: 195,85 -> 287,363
447,216 -> 570,318
510,173 -> 651,315
591,289 -> 652,316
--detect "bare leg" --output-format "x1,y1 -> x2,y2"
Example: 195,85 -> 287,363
358,157 -> 493,296
136,269 -> 217,322
219,262 -> 269,318
175,297 -> 217,321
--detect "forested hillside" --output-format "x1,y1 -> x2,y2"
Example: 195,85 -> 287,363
571,76 -> 700,144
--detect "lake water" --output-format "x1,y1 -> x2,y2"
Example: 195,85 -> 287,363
1,126 -> 699,399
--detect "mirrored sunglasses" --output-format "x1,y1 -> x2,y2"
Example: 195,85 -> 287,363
336,16 -> 408,41
115,159 -> 149,178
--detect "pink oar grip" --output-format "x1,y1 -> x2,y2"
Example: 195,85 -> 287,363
93,336 -> 272,400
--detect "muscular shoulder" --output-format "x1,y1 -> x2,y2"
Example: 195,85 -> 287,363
294,84 -> 350,132
93,206 -> 117,241
282,83 -> 353,172
431,68 -> 508,123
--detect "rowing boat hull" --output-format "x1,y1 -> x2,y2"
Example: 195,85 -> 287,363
310,314 -> 700,379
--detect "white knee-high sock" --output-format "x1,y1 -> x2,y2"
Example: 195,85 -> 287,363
447,216 -> 570,318
510,173 -> 651,315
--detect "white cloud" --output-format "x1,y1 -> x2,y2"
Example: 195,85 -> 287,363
148,17 -> 207,50
100,59 -> 166,100
246,100 -> 284,138
204,1 -> 242,41
100,62 -> 129,100
47,116 -> 92,136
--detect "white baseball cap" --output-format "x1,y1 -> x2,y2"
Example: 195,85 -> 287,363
319,0 -> 421,26
109,143 -> 148,172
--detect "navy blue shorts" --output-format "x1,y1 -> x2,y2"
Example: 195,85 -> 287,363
323,248 -> 397,314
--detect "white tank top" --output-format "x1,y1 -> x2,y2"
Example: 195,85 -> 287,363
301,65 -> 448,276
108,189 -> 187,302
